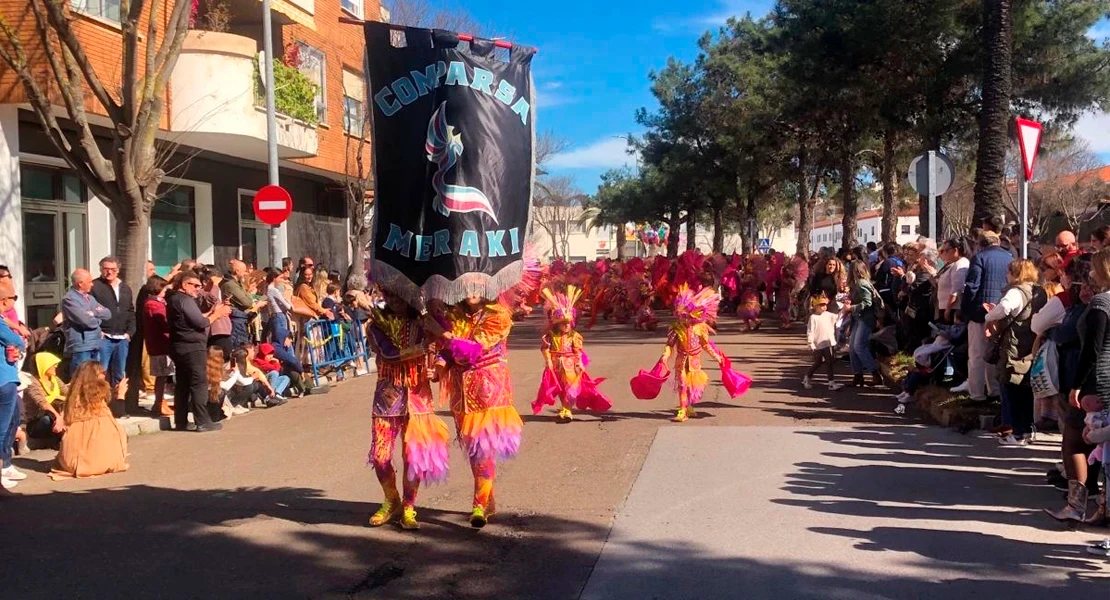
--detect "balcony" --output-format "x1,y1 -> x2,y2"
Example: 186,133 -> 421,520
168,30 -> 318,161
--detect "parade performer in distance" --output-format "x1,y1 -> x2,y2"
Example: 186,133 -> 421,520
645,285 -> 749,422
433,294 -> 524,529
364,291 -> 451,531
533,286 -> 612,421
737,256 -> 764,331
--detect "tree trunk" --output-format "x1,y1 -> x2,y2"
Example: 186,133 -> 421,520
745,187 -> 758,254
880,133 -> 898,243
666,217 -> 680,258
115,204 -> 151,296
615,226 -> 627,261
840,144 -> 859,251
796,145 -> 814,257
685,218 -> 696,251
712,202 -> 724,253
972,0 -> 1013,227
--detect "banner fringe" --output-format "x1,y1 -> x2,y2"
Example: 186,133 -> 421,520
371,259 -> 525,307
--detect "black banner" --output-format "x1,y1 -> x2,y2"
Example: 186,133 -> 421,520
363,22 -> 536,305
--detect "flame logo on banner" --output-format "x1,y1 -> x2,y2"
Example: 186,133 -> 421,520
425,102 -> 497,223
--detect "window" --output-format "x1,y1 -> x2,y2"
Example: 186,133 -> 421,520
296,43 -> 327,122
343,96 -> 364,135
342,69 -> 365,135
151,186 -> 196,277
21,166 -> 84,204
871,226 -> 875,236
71,0 -> 120,22
340,0 -> 362,18
901,225 -> 911,235
914,225 -> 921,234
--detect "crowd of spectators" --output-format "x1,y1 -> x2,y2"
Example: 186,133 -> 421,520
1,255 -> 377,490
800,220 -> 1110,535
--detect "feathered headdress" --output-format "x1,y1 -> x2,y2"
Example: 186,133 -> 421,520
542,285 -> 582,327
673,284 -> 719,325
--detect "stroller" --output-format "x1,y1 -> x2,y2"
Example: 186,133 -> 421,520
894,323 -> 968,413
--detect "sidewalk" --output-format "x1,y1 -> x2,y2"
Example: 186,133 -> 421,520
581,425 -> 1108,600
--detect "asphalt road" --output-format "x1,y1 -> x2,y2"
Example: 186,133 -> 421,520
4,316 -> 1106,599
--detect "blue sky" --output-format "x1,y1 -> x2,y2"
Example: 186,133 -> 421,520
457,1 -> 1110,193
458,0 -> 775,192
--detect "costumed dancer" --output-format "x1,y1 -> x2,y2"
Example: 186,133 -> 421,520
434,295 -> 524,528
654,286 -> 737,422
532,286 -> 612,421
737,257 -> 763,331
633,274 -> 658,331
365,292 -> 451,530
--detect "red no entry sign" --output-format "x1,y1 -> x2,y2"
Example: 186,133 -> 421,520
253,185 -> 293,226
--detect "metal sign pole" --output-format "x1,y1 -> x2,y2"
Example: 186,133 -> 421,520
263,0 -> 281,269
1020,169 -> 1029,259
927,151 -> 937,239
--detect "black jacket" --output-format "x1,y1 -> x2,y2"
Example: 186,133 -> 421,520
90,278 -> 136,337
167,290 -> 209,349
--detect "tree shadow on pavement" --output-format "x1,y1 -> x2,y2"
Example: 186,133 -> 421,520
3,484 -> 612,600
582,425 -> 1110,600
580,536 -> 1109,600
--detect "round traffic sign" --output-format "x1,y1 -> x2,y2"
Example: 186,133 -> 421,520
907,152 -> 955,196
253,185 -> 293,226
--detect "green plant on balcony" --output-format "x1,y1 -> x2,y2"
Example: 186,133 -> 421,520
253,60 -> 319,126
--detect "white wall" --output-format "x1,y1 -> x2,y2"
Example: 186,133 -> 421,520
808,215 -> 924,252
0,105 -> 24,319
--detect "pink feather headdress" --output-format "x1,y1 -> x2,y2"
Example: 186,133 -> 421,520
673,284 -> 720,325
542,285 -> 583,327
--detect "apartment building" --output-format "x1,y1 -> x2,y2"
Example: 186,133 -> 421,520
807,208 -> 922,252
0,0 -> 384,327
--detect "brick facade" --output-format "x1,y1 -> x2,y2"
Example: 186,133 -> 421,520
0,0 -> 382,180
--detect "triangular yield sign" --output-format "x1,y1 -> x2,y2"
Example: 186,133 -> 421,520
1015,117 -> 1042,181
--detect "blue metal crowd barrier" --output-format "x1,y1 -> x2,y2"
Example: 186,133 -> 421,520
302,317 -> 370,387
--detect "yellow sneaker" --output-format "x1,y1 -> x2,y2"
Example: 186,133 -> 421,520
469,506 -> 488,529
369,500 -> 400,527
686,405 -> 696,417
558,407 -> 574,421
400,507 -> 420,530
673,408 -> 688,423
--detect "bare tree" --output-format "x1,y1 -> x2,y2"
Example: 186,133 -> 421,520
1031,138 -> 1110,233
0,0 -> 193,292
532,176 -> 587,260
386,0 -> 484,33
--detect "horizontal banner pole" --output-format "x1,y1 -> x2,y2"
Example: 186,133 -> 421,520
337,17 -> 531,52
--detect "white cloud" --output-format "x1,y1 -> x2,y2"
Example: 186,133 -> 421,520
547,137 -> 639,170
653,0 -> 773,34
1074,111 -> 1110,154
535,81 -> 576,109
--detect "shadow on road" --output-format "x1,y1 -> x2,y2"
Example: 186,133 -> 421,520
2,483 -> 613,599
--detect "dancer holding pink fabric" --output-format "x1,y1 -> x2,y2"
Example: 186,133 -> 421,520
533,285 -> 612,421
633,285 -> 751,422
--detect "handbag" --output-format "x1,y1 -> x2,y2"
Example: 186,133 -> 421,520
1029,340 -> 1060,399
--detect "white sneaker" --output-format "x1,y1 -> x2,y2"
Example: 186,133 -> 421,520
950,381 -> 970,394
897,392 -> 914,404
1,466 -> 27,481
802,376 -> 813,390
894,404 -> 907,415
231,405 -> 251,416
998,434 -> 1030,447
828,382 -> 844,391
1,477 -> 18,490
